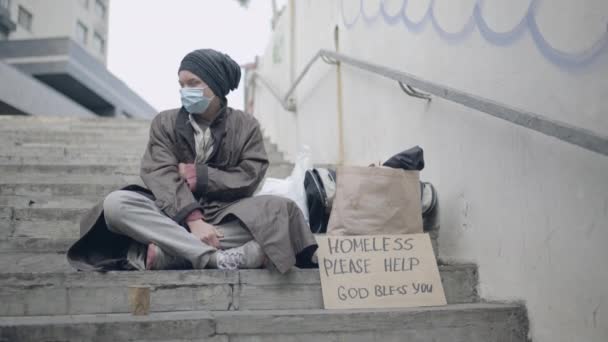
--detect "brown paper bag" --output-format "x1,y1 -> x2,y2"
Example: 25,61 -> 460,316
326,166 -> 422,235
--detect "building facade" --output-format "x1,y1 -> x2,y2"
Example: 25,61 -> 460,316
0,0 -> 156,118
1,0 -> 108,64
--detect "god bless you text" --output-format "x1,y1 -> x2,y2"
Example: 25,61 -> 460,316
337,282 -> 435,301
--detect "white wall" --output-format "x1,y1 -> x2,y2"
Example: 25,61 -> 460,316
6,0 -> 109,64
253,0 -> 608,341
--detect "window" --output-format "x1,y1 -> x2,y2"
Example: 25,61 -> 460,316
93,32 -> 105,54
0,0 -> 10,10
17,6 -> 32,31
76,21 -> 88,45
94,0 -> 106,19
79,0 -> 89,9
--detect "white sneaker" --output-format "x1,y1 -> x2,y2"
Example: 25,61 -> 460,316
213,240 -> 265,270
421,182 -> 437,216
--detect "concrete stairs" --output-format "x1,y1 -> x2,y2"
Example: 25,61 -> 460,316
0,116 -> 528,341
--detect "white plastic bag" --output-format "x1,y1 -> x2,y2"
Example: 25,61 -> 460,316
255,145 -> 312,222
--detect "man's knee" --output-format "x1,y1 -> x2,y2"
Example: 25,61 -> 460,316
278,196 -> 299,212
266,196 -> 300,216
103,190 -> 134,229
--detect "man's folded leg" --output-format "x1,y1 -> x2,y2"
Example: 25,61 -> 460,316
102,190 -> 215,269
103,190 -> 267,271
142,219 -> 267,271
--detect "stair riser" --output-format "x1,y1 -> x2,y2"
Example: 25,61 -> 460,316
0,175 -> 142,185
2,138 -> 148,146
0,164 -> 140,175
0,147 -> 283,156
0,154 -> 285,165
0,169 -> 291,199
0,184 -> 128,198
0,132 -> 148,141
0,305 -> 527,342
0,156 -> 142,165
0,162 -> 290,180
0,267 -> 477,316
2,215 -> 437,244
2,136 -> 277,146
1,144 -> 282,157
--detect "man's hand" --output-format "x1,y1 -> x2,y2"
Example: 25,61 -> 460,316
178,163 -> 197,192
187,219 -> 223,248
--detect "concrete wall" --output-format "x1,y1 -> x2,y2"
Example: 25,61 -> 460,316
252,1 -> 608,341
5,0 -> 108,64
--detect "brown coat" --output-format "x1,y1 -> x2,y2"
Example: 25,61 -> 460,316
67,107 -> 317,273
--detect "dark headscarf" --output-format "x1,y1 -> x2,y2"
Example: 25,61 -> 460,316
178,49 -> 241,98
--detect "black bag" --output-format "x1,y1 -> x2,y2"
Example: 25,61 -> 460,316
304,168 -> 336,234
383,145 -> 425,171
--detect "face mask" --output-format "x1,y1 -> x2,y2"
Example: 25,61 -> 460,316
180,87 -> 215,114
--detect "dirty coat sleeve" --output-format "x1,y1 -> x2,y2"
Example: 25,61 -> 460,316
140,115 -> 204,224
195,121 -> 269,202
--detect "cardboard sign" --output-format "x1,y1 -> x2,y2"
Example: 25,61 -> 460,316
315,234 -> 447,309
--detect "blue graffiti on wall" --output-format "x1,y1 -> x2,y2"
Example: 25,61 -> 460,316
341,0 -> 608,69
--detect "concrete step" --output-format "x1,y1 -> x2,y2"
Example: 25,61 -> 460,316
0,252 -> 72,273
0,143 -> 282,155
0,162 -> 291,181
2,134 -> 275,145
0,150 -> 285,165
0,130 -> 148,140
0,265 -> 478,316
0,122 -> 149,130
0,217 -> 438,254
0,115 -> 150,126
3,141 -> 283,156
0,155 -> 143,165
0,195 -> 108,209
0,237 -> 74,253
0,183 -> 127,199
0,146 -> 147,158
1,205 -> 437,240
0,233 -> 438,273
0,224 -> 438,260
1,207 -> 88,239
0,303 -> 527,342
2,134 -> 148,145
0,163 -> 140,176
0,168 -> 291,200
0,174 -> 142,185
1,209 -> 437,245
0,208 -> 437,252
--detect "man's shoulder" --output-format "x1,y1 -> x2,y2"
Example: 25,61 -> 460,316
151,108 -> 181,126
155,108 -> 181,120
227,107 -> 259,127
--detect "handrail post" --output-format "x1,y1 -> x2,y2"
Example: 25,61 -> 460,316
334,26 -> 345,166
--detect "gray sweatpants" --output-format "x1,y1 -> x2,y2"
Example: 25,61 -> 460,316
102,190 -> 253,269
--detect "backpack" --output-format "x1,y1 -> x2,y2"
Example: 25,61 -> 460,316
304,168 -> 337,233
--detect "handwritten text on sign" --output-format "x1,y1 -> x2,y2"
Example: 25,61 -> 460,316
315,234 -> 447,309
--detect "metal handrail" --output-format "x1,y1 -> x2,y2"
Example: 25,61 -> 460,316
252,49 -> 608,157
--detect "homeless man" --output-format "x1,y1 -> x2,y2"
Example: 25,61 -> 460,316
67,49 -> 318,272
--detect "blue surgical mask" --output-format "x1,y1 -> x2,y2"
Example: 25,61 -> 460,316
180,87 -> 215,114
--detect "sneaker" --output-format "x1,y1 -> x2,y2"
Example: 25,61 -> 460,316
146,243 -> 190,270
213,240 -> 266,270
421,182 -> 437,217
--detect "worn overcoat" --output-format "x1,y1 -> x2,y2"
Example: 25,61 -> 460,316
67,107 -> 317,273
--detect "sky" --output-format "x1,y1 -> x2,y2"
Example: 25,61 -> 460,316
107,0 -> 283,112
